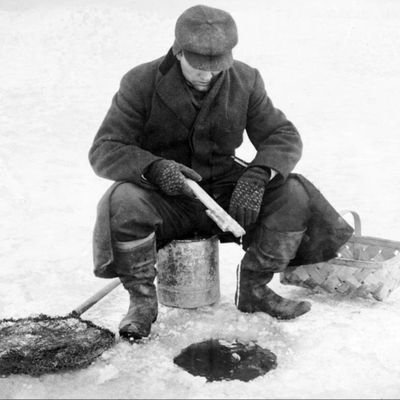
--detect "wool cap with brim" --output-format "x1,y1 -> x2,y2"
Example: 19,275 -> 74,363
172,5 -> 238,71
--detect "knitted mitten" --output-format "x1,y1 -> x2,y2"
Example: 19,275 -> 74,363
229,166 -> 270,228
145,159 -> 202,197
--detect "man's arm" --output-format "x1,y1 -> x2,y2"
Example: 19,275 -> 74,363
245,69 -> 303,183
88,68 -> 162,184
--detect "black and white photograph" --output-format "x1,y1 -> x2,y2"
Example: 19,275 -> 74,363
1,0 -> 400,398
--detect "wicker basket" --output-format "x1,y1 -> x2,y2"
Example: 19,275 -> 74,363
280,210 -> 400,301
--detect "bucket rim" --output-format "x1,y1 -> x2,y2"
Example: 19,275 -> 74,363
169,235 -> 219,244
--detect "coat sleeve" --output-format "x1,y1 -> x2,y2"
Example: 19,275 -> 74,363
246,69 -> 303,182
88,68 -> 162,184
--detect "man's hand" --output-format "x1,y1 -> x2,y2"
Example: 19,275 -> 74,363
145,159 -> 202,197
229,166 -> 271,228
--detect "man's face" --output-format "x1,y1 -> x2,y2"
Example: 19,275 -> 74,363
177,53 -> 221,92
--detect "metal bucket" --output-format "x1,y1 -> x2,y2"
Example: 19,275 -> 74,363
156,236 -> 220,309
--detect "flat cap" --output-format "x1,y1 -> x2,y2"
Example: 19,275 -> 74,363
172,5 -> 238,71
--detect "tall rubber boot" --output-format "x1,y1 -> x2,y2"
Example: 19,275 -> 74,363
235,229 -> 311,320
114,233 -> 158,342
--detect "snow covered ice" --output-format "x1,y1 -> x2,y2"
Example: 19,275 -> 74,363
1,0 -> 400,398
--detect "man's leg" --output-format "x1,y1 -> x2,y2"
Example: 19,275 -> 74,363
109,182 -> 204,341
235,176 -> 312,319
113,232 -> 158,341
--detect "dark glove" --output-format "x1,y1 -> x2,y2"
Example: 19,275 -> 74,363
229,166 -> 271,228
144,159 -> 202,197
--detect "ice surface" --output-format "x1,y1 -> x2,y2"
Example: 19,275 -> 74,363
1,0 -> 400,398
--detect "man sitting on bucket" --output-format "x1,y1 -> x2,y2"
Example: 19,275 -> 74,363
89,5 -> 353,342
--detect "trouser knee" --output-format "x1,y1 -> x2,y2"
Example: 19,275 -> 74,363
109,182 -> 161,242
260,176 -> 310,232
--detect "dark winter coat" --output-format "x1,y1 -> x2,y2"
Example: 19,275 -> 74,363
89,49 -> 302,187
89,49 -> 353,278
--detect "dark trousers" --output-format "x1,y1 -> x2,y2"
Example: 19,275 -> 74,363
93,173 -> 353,278
109,176 -> 310,255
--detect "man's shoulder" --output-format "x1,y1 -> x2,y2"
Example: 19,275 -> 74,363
230,59 -> 259,88
121,56 -> 164,88
232,59 -> 256,73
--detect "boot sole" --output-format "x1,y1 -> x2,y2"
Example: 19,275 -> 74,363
237,301 -> 311,320
119,314 -> 158,343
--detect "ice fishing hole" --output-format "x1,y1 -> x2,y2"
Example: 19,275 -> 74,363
173,339 -> 277,382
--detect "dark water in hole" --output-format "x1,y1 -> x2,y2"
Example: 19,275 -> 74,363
173,339 -> 277,382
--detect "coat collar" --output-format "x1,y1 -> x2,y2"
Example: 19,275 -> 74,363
156,51 -> 225,131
